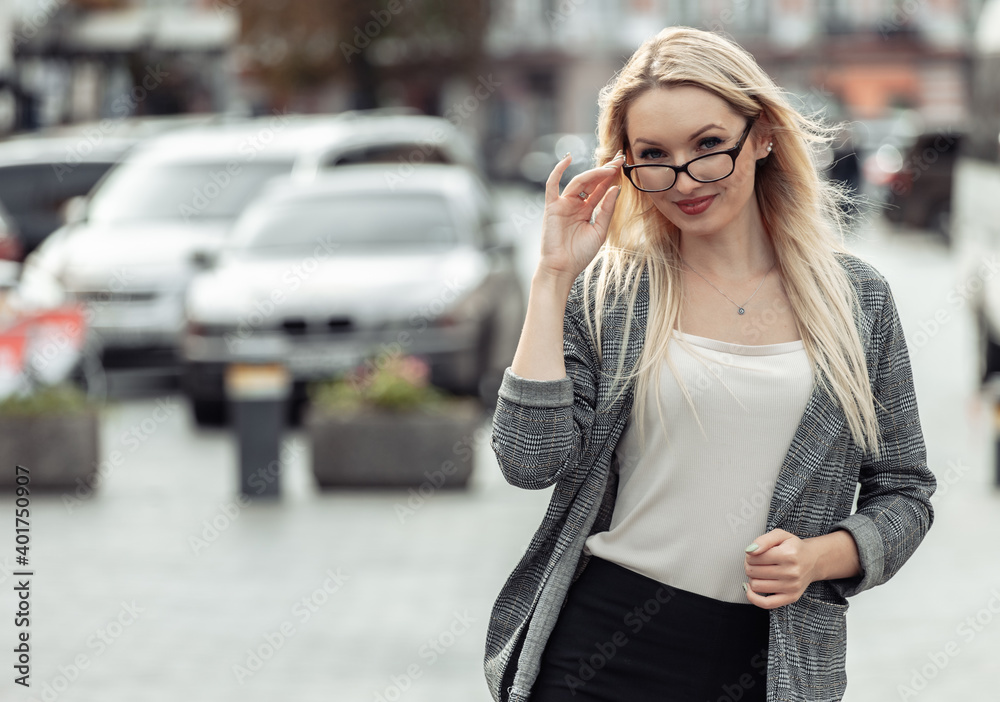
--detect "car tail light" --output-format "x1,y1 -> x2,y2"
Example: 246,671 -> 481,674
889,171 -> 912,196
0,230 -> 22,262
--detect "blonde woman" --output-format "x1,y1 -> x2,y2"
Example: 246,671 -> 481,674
484,26 -> 936,702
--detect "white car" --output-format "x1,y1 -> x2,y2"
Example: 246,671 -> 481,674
181,163 -> 524,426
14,110 -> 481,369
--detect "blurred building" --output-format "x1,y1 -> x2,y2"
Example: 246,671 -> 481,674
483,0 -> 986,180
0,0 -> 242,135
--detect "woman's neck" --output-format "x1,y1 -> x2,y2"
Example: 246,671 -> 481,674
677,203 -> 774,281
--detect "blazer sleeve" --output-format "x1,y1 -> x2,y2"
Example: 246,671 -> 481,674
489,271 -> 600,490
826,276 -> 937,599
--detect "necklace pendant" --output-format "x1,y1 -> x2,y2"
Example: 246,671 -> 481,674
738,307 -> 745,315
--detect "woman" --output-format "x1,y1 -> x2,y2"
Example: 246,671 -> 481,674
484,26 -> 936,702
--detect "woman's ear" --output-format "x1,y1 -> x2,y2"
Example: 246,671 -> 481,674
753,113 -> 774,161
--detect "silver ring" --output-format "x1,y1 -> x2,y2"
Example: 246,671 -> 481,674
578,190 -> 588,200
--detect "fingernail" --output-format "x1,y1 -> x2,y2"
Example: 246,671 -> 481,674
745,543 -> 759,553
742,583 -> 749,594
563,152 -> 572,160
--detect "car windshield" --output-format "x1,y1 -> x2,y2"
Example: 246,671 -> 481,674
231,194 -> 459,253
86,160 -> 293,223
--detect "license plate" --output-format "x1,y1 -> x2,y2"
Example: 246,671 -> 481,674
286,344 -> 363,375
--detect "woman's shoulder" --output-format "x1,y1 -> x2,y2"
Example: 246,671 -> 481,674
832,250 -> 892,310
832,250 -> 887,285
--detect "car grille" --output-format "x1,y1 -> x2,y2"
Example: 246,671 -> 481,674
280,316 -> 354,336
72,290 -> 158,303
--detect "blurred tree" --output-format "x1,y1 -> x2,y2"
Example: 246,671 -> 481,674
235,0 -> 490,113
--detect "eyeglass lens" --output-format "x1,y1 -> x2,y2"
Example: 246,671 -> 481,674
633,153 -> 734,191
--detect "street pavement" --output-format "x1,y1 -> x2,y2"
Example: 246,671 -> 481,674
0,183 -> 996,702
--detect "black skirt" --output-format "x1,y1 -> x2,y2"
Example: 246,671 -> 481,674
514,555 -> 770,702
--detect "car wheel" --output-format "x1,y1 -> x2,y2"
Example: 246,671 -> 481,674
978,310 -> 1000,387
192,397 -> 228,427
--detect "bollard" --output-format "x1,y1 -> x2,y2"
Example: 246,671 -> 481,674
224,362 -> 291,499
995,398 -> 1000,487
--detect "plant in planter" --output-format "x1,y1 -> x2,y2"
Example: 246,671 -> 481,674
0,382 -> 101,492
305,354 -> 487,489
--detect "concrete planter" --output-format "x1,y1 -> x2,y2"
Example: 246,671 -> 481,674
306,397 -> 487,489
0,411 -> 100,491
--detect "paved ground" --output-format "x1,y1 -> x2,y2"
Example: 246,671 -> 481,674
0,184 -> 997,702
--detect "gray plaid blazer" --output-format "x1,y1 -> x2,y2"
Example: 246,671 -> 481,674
483,251 -> 937,702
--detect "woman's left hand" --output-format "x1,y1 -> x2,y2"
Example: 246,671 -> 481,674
742,528 -> 821,609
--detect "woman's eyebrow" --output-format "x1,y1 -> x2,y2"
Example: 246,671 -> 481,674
633,123 -> 726,147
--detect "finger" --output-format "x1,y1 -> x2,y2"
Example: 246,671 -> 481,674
743,583 -> 792,610
745,528 -> 790,556
560,154 -> 624,203
545,153 -> 575,206
590,185 -> 621,238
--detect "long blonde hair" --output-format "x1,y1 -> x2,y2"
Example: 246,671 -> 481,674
580,26 -> 883,460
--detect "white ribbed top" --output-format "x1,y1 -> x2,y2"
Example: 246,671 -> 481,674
583,329 -> 814,604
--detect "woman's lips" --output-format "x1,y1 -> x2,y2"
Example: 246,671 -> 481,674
675,194 -> 716,215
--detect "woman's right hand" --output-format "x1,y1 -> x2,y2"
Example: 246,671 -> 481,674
536,149 -> 625,283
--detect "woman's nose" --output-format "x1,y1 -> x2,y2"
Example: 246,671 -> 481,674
672,170 -> 700,195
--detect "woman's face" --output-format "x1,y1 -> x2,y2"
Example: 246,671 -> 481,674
624,85 -> 770,239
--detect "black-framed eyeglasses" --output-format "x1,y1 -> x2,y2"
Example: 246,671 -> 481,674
622,117 -> 757,193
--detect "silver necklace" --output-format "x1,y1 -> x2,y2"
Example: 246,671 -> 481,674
680,255 -> 776,315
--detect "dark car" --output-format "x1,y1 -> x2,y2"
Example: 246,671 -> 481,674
883,130 -> 963,240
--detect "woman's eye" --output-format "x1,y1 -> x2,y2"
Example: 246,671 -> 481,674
638,148 -> 664,160
700,136 -> 724,150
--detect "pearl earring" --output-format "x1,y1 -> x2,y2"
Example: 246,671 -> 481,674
767,142 -> 773,152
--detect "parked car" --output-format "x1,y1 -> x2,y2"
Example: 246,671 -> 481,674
0,134 -> 133,259
180,163 -> 524,426
0,113 -> 244,259
883,130 -> 962,240
289,108 -> 483,179
14,111 -> 482,370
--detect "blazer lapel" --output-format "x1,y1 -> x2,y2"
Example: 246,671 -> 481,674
765,378 -> 847,530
